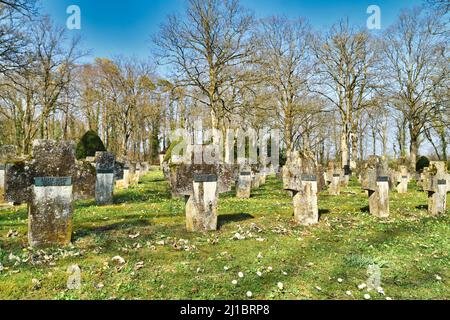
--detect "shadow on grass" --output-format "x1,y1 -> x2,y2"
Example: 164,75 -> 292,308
416,204 -> 428,210
218,213 -> 254,228
73,219 -> 151,240
361,205 -> 370,213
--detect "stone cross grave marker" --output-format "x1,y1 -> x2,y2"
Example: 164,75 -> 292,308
283,151 -> 323,226
251,164 -> 261,189
236,163 -> 252,199
5,140 -> 94,248
95,152 -> 115,205
341,164 -> 351,187
395,165 -> 410,194
361,156 -> 390,218
325,161 -> 341,196
423,161 -> 448,216
170,145 -> 233,232
119,162 -> 131,189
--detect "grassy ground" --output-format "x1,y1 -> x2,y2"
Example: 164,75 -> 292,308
0,170 -> 448,300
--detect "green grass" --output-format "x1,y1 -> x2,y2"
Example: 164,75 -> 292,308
0,171 -> 448,300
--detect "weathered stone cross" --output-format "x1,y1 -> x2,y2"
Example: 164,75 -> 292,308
170,145 -> 233,232
236,163 -> 252,199
283,151 -> 323,226
95,151 -> 115,205
5,140 -> 95,248
361,156 -> 390,218
325,161 -> 341,196
394,165 -> 410,194
423,161 -> 448,216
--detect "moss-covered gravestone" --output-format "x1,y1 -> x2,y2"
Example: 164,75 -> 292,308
5,140 -> 95,248
283,151 -> 322,226
95,152 -> 115,205
423,161 -> 448,216
361,156 -> 390,218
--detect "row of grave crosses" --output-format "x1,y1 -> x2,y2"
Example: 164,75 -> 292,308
0,140 -> 151,248
1,139 -> 448,248
359,156 -> 449,217
163,143 -> 270,232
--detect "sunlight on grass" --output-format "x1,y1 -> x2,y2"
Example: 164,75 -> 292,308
0,171 -> 448,300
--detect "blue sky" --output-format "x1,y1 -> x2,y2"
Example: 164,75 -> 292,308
40,0 -> 424,62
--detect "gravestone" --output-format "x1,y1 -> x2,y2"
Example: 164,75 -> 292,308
135,162 -> 142,179
73,160 -> 96,201
423,161 -> 448,216
141,162 -> 149,174
121,163 -> 131,189
416,170 -> 426,191
283,151 -> 321,226
95,152 -> 115,205
361,156 -> 390,218
395,165 -> 409,194
170,145 -> 233,232
236,164 -> 252,199
113,161 -> 125,188
341,165 -> 351,187
326,161 -> 341,196
5,140 -> 81,248
251,165 -> 261,189
129,162 -> 139,187
0,145 -> 18,203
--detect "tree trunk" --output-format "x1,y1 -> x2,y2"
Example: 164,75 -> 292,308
340,130 -> 349,168
410,136 -> 419,172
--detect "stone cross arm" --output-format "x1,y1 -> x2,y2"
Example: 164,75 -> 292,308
5,140 -> 96,203
171,163 -> 233,196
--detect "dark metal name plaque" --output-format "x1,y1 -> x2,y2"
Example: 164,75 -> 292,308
302,175 -> 317,182
401,176 -> 408,179
377,176 -> 389,182
194,174 -> 218,183
240,172 -> 251,176
437,180 -> 447,185
34,177 -> 72,187
124,166 -> 130,170
97,169 -> 115,174
333,174 -> 341,177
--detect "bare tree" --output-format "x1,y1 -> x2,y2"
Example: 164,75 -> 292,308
382,8 -> 447,169
154,0 -> 254,135
256,15 -> 313,152
0,0 -> 36,73
310,21 -> 379,168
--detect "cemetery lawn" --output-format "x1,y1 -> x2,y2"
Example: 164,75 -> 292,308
0,170 -> 448,300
